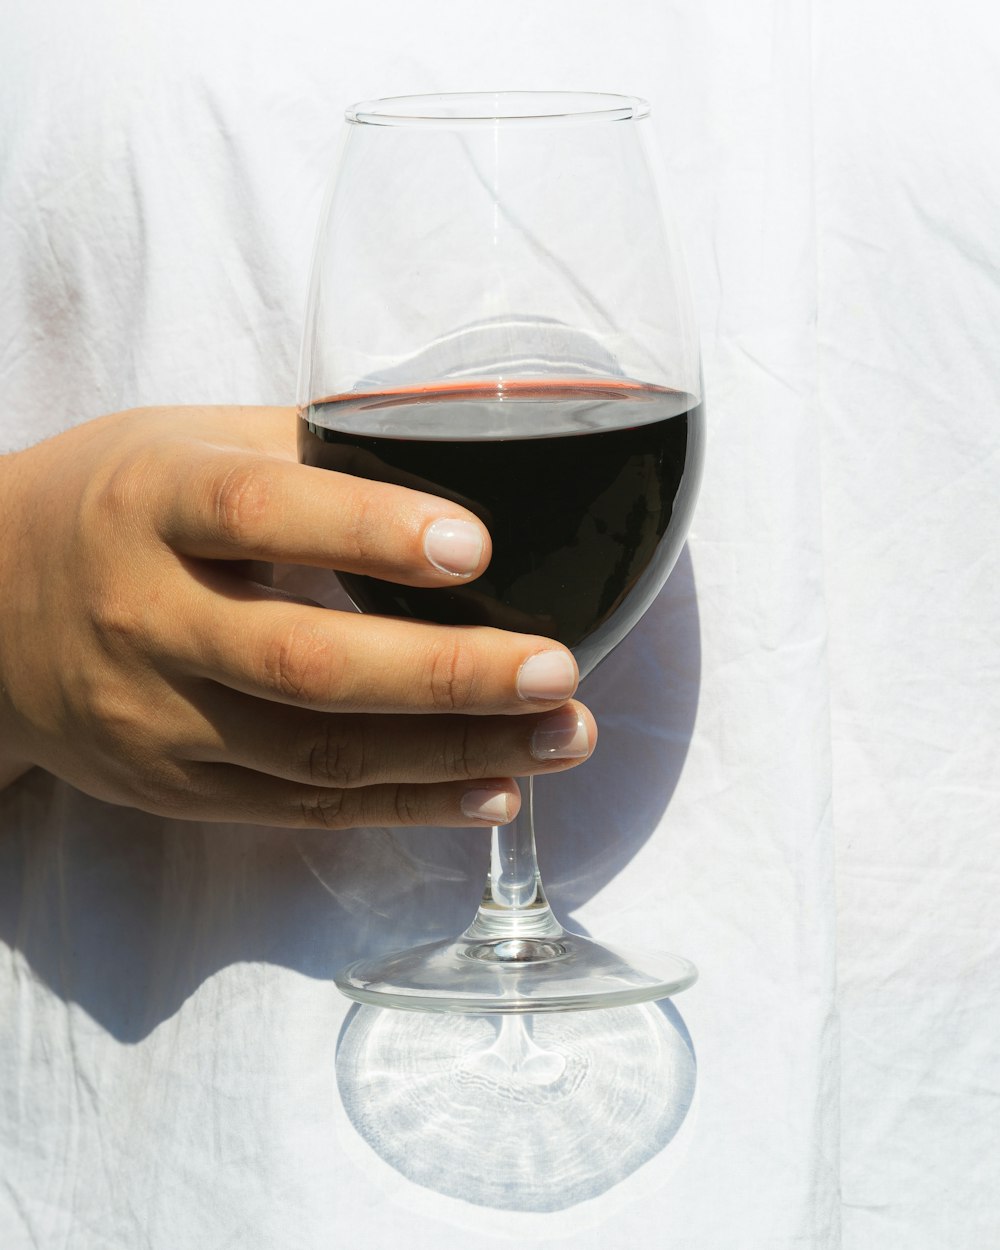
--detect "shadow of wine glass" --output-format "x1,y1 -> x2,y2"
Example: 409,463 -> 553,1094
538,543 -> 702,915
335,999 -> 696,1213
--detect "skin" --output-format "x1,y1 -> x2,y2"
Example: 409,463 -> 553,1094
0,405 -> 596,828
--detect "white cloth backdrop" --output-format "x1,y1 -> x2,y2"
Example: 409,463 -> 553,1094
1,2 -> 997,1246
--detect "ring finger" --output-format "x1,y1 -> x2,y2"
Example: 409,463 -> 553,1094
182,687 -> 597,787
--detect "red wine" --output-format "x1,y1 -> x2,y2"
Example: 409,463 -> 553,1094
299,380 -> 703,677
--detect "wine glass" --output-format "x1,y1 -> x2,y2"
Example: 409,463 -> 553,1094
298,92 -> 703,1013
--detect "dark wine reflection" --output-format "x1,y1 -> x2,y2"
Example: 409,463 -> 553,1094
335,1000 -> 696,1213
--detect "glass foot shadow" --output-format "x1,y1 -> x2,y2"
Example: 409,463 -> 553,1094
335,1000 -> 696,1213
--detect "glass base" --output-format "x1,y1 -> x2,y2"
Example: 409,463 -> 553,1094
335,928 -> 697,1014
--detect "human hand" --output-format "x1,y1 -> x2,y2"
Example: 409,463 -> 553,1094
0,406 -> 595,826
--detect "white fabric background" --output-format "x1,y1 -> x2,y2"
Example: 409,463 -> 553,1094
1,2 -> 997,1246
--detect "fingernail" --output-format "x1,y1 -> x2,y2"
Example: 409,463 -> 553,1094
461,788 -> 513,824
424,518 -> 485,576
531,708 -> 590,761
516,650 -> 578,702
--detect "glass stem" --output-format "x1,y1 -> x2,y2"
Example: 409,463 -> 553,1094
462,777 -> 564,941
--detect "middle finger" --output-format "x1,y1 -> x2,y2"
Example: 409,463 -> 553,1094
178,582 -> 580,715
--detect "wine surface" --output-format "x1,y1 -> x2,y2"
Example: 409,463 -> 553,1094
299,380 -> 703,677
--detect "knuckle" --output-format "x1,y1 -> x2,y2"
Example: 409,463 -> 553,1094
443,722 -> 493,780
126,756 -> 194,815
391,785 -> 424,826
304,721 -> 367,787
85,680 -> 162,758
89,587 -> 148,651
212,462 -> 271,548
261,618 -> 334,704
340,491 -> 379,564
92,449 -> 156,528
83,698 -> 191,812
299,788 -> 347,829
428,637 -> 479,712
86,685 -> 137,743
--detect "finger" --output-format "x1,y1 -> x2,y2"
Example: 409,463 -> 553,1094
154,444 -> 491,585
175,587 -> 580,715
183,692 -> 597,786
160,765 -> 522,829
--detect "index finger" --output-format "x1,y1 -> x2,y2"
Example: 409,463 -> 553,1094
154,444 -> 492,586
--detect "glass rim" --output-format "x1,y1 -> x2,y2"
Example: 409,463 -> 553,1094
345,91 -> 651,128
